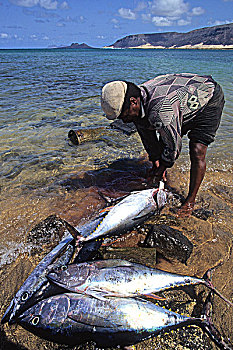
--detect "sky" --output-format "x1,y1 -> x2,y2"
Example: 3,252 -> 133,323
0,0 -> 232,48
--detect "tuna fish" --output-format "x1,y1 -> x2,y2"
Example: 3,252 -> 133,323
16,292 -> 231,349
1,186 -> 167,325
47,259 -> 233,306
77,187 -> 166,245
73,185 -> 167,263
1,232 -> 75,325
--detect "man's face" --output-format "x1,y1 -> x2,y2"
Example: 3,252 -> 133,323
118,97 -> 141,123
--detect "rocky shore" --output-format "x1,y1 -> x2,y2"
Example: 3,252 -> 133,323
0,154 -> 232,350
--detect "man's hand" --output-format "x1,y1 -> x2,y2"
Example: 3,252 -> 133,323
147,160 -> 167,185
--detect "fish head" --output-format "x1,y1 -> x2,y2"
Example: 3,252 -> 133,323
141,187 -> 166,211
1,276 -> 47,325
17,294 -> 70,335
47,263 -> 91,290
1,237 -> 75,325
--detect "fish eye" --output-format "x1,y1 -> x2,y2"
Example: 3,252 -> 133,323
21,292 -> 29,301
31,316 -> 40,326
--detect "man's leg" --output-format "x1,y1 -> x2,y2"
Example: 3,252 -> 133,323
177,141 -> 207,217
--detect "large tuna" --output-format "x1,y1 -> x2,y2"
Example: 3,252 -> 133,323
47,259 -> 233,306
16,292 -> 231,349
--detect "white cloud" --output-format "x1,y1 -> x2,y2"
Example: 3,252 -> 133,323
79,15 -> 86,23
0,33 -> 10,38
178,18 -> 191,25
9,0 -> 58,10
60,1 -> 68,9
118,8 -> 137,20
149,0 -> 189,18
191,7 -> 205,16
111,18 -> 118,24
42,35 -> 49,39
97,35 -> 105,39
142,13 -> 151,21
152,16 -> 173,26
40,0 -> 57,9
134,1 -> 147,12
208,19 -> 233,26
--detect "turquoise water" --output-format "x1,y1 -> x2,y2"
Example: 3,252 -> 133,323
0,49 -> 232,186
0,48 -> 232,266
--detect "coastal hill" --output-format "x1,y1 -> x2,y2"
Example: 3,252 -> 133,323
106,23 -> 233,49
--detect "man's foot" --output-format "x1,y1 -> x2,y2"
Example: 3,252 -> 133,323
176,201 -> 195,218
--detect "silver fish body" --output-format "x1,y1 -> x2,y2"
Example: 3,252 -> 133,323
81,188 -> 160,243
47,259 -> 203,299
17,292 -> 195,347
1,232 -> 75,325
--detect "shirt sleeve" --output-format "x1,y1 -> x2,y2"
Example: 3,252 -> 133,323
134,123 -> 164,162
157,114 -> 183,168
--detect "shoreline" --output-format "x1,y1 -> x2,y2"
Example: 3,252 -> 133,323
104,42 -> 233,50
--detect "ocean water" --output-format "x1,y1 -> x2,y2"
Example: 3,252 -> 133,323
0,48 -> 232,266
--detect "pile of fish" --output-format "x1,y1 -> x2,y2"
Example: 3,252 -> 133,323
1,185 -> 232,349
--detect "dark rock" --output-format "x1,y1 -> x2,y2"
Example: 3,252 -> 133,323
26,215 -> 66,246
192,208 -> 213,221
144,224 -> 193,264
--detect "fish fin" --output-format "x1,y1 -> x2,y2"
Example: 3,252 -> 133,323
99,206 -> 114,214
85,289 -> 127,301
46,275 -> 69,290
132,212 -> 151,221
68,313 -> 122,328
62,219 -> 81,239
93,259 -> 135,269
141,293 -> 167,301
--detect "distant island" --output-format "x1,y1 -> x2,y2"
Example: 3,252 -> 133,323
105,23 -> 233,49
60,42 -> 94,49
50,42 -> 94,49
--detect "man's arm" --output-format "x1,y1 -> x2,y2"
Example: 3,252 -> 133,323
134,124 -> 164,163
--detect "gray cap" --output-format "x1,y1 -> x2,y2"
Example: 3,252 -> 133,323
101,81 -> 127,120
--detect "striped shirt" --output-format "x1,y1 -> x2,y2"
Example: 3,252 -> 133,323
136,73 -> 216,167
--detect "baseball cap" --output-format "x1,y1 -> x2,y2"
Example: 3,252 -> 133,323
101,81 -> 127,120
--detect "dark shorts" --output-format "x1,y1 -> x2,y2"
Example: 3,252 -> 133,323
181,83 -> 225,146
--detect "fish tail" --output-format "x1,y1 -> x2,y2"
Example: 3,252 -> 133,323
204,281 -> 233,307
201,320 -> 232,350
199,292 -> 233,350
203,267 -> 233,307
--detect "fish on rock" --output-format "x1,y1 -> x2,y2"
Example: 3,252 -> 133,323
1,232 -> 75,325
47,259 -> 233,306
16,292 -> 231,349
76,187 -> 166,245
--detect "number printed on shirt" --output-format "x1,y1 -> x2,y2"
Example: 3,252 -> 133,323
188,95 -> 199,110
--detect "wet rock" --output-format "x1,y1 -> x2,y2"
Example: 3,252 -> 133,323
144,224 -> 193,264
192,208 -> 213,221
101,246 -> 157,266
26,215 -> 66,246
